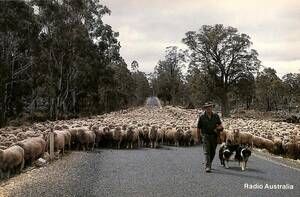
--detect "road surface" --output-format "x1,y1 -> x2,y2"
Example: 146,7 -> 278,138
0,146 -> 299,197
145,97 -> 162,108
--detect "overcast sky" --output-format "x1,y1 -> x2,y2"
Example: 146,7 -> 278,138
102,0 -> 300,77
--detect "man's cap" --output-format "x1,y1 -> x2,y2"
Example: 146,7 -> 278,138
202,102 -> 215,108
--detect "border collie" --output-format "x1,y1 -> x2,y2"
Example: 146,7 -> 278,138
235,145 -> 252,171
219,142 -> 239,169
219,143 -> 251,171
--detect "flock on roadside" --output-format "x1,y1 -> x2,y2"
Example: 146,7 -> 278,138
0,106 -> 299,181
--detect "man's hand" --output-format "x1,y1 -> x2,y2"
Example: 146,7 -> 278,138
216,124 -> 224,132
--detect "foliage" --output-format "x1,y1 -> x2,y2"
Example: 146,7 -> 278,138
0,0 -> 149,127
182,24 -> 261,116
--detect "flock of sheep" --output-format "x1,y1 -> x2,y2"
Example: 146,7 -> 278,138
223,118 -> 300,159
1,106 -> 300,181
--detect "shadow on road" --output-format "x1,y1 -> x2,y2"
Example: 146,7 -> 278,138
212,168 -> 267,181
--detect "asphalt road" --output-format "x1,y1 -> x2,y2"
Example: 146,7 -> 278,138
1,146 -> 300,197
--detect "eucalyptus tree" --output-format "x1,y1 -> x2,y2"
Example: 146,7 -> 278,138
154,46 -> 186,105
183,24 -> 260,116
0,0 -> 39,126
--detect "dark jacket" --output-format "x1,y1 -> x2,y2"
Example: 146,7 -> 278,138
197,112 -> 221,135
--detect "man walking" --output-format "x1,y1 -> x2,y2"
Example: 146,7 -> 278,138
197,102 -> 223,173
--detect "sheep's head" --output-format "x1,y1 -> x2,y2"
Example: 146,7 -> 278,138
122,124 -> 127,131
151,126 -> 158,133
103,127 -> 110,133
114,127 -> 122,133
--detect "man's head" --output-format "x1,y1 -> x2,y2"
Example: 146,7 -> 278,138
203,102 -> 214,114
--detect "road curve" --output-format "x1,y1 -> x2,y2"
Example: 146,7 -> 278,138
0,146 -> 299,197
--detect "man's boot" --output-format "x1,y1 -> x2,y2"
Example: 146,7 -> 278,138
205,155 -> 211,173
205,167 -> 211,173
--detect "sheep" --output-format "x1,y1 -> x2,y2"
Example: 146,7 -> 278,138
15,137 -> 46,166
112,127 -> 123,149
165,128 -> 176,146
0,146 -> 7,150
126,126 -> 139,149
137,127 -> 144,147
140,126 -> 150,147
132,127 -> 140,148
237,132 -> 253,148
53,131 -> 66,154
261,138 -> 275,153
54,130 -> 71,151
217,131 -> 227,144
253,136 -> 265,148
283,142 -> 299,160
226,129 -> 240,145
89,124 -> 100,133
0,145 -> 24,179
174,128 -> 184,147
89,124 -> 102,147
93,127 -> 106,148
121,129 -> 127,148
273,137 -> 283,155
76,129 -> 96,151
157,128 -> 164,147
183,129 -> 192,146
102,127 -> 113,147
149,126 -> 158,148
61,124 -> 70,130
226,129 -> 253,147
54,125 -> 63,130
0,141 -> 14,148
43,130 -> 65,156
68,128 -> 80,149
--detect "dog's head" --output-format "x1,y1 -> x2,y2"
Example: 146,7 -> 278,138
223,148 -> 232,159
241,146 -> 251,159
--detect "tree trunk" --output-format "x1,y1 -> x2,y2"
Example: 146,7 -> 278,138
246,96 -> 252,110
72,90 -> 76,113
266,98 -> 271,111
221,93 -> 230,117
1,83 -> 9,127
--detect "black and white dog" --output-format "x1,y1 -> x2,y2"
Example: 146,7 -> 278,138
235,145 -> 252,171
219,142 -> 251,171
219,142 -> 239,169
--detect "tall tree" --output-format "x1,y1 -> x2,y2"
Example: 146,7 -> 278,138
234,73 -> 255,109
186,67 -> 215,108
154,46 -> 186,105
182,24 -> 260,116
131,61 -> 151,105
0,0 -> 141,127
0,0 -> 39,126
282,73 -> 300,111
256,68 -> 285,111
31,0 -> 124,119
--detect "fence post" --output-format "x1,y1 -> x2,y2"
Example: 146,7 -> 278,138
49,132 -> 55,161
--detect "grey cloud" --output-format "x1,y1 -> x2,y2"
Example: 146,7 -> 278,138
102,0 -> 300,75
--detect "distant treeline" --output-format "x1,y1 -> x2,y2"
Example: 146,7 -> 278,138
0,0 -> 150,127
1,1 -> 299,127
150,25 -> 300,116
